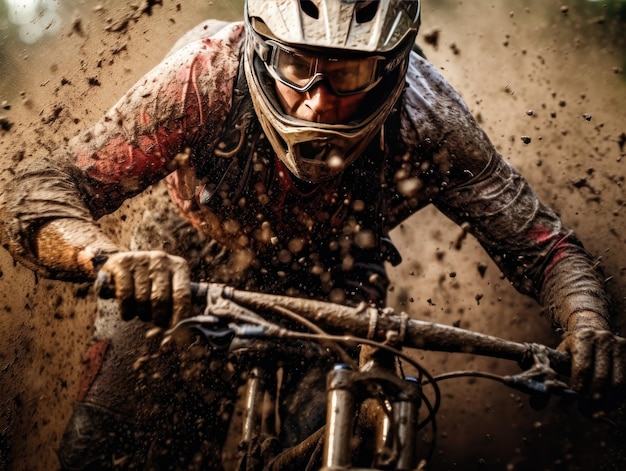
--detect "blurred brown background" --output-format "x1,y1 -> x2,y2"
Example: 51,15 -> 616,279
0,0 -> 625,469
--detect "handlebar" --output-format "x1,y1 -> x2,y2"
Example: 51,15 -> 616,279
187,282 -> 571,375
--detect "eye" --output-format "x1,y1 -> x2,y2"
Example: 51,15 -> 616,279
277,51 -> 314,84
288,56 -> 312,78
329,64 -> 363,90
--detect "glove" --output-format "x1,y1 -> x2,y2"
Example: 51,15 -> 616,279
557,312 -> 626,416
95,251 -> 192,328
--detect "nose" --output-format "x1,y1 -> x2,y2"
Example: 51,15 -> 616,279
304,82 -> 336,118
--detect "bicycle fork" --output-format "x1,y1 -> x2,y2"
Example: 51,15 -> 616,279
322,361 -> 423,471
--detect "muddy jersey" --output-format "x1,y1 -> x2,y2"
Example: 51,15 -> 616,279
3,22 -> 609,326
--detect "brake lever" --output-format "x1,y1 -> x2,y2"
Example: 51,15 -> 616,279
167,315 -> 236,350
503,371 -> 578,398
168,313 -> 285,350
504,349 -> 578,410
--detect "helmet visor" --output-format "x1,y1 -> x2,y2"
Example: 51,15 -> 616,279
266,41 -> 384,96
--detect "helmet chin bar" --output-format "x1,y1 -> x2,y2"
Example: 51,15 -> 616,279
277,133 -> 357,182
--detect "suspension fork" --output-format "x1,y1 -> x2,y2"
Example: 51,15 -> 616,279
235,365 -> 279,471
322,349 -> 422,471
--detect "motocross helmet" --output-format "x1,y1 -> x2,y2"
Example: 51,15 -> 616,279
244,0 -> 421,182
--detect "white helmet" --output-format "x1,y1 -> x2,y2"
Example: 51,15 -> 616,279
244,0 -> 421,182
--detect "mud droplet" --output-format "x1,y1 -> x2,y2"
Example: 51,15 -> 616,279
0,116 -> 13,131
618,132 -> 626,152
146,327 -> 164,339
327,154 -> 345,172
423,29 -> 440,49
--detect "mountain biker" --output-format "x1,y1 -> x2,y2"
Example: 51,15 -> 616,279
1,0 -> 624,469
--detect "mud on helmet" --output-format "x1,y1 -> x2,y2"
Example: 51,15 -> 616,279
244,0 -> 421,182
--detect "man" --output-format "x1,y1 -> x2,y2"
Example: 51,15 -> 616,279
1,1 -> 624,469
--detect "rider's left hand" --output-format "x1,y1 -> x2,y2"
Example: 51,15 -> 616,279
557,315 -> 626,417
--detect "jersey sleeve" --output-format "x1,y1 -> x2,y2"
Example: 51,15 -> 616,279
436,155 -> 610,329
395,52 -> 610,330
1,22 -> 245,275
71,23 -> 244,217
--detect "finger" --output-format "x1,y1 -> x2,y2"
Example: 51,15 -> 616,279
170,263 -> 192,327
590,332 -> 612,396
150,265 -> 172,328
107,256 -> 136,321
613,337 -> 626,391
114,271 -> 136,321
570,331 -> 594,394
94,270 -> 116,299
132,256 -> 153,322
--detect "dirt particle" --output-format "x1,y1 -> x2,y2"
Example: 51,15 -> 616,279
71,16 -> 85,37
618,132 -> 626,153
0,116 -> 13,131
423,29 -> 440,49
105,0 -> 164,33
560,5 -> 569,15
41,105 -> 64,124
521,136 -> 532,145
526,110 -> 534,116
11,150 -> 24,163
477,263 -> 488,278
582,113 -> 592,121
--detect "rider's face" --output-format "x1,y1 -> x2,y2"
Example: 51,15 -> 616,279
274,81 -> 367,124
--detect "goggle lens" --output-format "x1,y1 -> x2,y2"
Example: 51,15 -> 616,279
269,43 -> 383,95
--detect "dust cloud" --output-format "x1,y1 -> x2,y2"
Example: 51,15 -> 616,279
0,0 -> 624,470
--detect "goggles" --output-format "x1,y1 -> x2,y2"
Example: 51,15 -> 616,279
262,41 -> 387,96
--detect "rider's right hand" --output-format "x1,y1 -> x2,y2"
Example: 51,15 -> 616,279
95,251 -> 192,328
